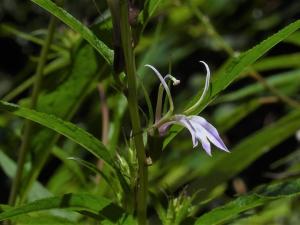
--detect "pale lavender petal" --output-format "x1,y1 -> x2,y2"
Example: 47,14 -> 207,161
190,116 -> 229,152
195,130 -> 212,156
158,121 -> 175,135
174,115 -> 198,147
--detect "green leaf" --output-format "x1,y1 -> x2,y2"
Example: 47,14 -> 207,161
213,100 -> 261,132
22,44 -> 107,200
0,23 -> 65,52
252,53 -> 300,72
13,215 -> 81,225
216,69 -> 300,103
231,198 -> 293,225
187,109 -> 300,199
194,178 -> 300,225
285,31 -> 300,46
0,193 -> 113,221
31,0 -> 113,64
210,20 -> 300,104
140,0 -> 163,24
51,146 -> 86,184
0,150 -> 52,201
67,157 -> 119,198
164,19 -> 300,148
3,55 -> 70,101
0,101 -> 115,168
0,206 -> 80,225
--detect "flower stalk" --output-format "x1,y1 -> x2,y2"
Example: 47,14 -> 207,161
119,1 -> 148,224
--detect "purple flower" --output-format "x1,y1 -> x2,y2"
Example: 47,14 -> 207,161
145,61 -> 229,156
159,115 -> 229,156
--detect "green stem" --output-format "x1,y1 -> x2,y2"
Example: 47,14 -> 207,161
8,13 -> 58,206
119,1 -> 148,224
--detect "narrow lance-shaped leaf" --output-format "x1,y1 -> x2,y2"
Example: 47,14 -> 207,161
153,109 -> 300,193
216,69 -> 300,103
186,109 -> 300,198
0,193 -> 115,221
164,19 -> 300,148
140,0 -> 163,25
0,101 -> 115,168
31,0 -> 113,64
21,44 -> 104,201
194,178 -> 300,225
209,19 -> 300,110
0,150 -> 52,200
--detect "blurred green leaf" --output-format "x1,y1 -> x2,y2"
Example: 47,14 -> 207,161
0,193 -> 114,221
0,150 -> 52,200
285,31 -> 300,46
196,19 -> 300,113
0,101 -> 115,168
164,20 -> 300,148
140,0 -> 163,25
14,216 -> 80,225
67,157 -> 119,198
188,109 -> 300,198
51,146 -> 86,184
22,44 -> 105,200
216,69 -> 300,103
214,100 -> 261,132
31,0 -> 113,64
194,178 -> 300,225
231,198 -> 294,225
252,53 -> 300,72
3,54 -> 70,101
0,24 -> 66,52
0,205 -> 80,225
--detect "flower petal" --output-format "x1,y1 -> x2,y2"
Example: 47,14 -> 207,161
195,130 -> 212,156
174,115 -> 198,147
158,121 -> 175,135
190,116 -> 229,152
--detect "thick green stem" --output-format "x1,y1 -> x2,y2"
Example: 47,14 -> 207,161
119,1 -> 148,224
8,14 -> 58,206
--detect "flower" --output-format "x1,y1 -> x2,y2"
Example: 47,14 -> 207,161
145,61 -> 229,156
159,115 -> 229,156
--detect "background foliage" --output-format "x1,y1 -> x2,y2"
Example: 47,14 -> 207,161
1,0 -> 300,224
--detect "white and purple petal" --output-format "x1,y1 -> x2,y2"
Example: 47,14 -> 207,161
174,115 -> 198,147
194,129 -> 212,156
190,116 -> 229,152
157,114 -> 229,156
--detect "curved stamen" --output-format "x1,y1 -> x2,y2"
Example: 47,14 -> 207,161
145,64 -> 174,113
184,61 -> 211,115
198,61 -> 210,103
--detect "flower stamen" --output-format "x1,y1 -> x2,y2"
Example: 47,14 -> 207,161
145,64 -> 174,113
184,61 -> 211,115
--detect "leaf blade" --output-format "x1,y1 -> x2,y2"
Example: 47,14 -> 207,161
0,193 -> 112,221
0,101 -> 115,168
164,20 -> 300,148
31,0 -> 113,64
194,178 -> 300,225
